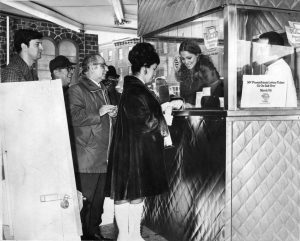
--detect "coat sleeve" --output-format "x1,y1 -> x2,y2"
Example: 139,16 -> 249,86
66,85 -> 101,127
123,92 -> 159,133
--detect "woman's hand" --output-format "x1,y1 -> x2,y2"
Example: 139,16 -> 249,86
173,56 -> 181,72
161,102 -> 171,112
183,102 -> 193,109
170,99 -> 184,110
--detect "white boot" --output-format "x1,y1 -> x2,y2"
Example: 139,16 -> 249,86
129,201 -> 145,241
114,203 -> 130,241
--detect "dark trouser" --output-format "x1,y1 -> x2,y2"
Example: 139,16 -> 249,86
75,172 -> 107,238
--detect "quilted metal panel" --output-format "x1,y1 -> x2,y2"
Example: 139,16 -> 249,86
143,117 -> 226,241
240,10 -> 300,39
230,0 -> 300,11
229,120 -> 300,241
138,0 -> 224,36
138,0 -> 300,37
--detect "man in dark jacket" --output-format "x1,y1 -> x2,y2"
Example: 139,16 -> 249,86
1,29 -> 43,82
66,54 -> 117,240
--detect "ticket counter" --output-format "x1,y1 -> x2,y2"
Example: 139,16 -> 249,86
138,1 -> 300,241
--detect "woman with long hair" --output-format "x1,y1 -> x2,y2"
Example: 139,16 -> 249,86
175,40 -> 222,106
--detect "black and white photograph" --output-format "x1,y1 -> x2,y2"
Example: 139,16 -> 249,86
1,1 -> 300,241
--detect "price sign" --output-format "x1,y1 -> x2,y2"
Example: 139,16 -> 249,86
241,75 -> 287,108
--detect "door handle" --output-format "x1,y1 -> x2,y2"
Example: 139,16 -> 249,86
60,195 -> 70,209
40,193 -> 71,209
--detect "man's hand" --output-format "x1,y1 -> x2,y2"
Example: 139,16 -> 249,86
108,106 -> 118,118
99,105 -> 118,117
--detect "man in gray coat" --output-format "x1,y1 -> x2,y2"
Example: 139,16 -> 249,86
66,54 -> 117,240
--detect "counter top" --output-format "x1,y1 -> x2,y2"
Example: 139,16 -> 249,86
173,108 -> 300,117
173,108 -> 227,117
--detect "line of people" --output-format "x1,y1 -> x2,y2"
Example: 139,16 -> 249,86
1,29 -> 171,241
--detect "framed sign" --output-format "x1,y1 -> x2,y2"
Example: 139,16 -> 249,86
204,26 -> 218,51
241,75 -> 287,108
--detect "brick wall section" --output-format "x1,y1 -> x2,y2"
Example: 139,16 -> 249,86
0,13 -> 99,67
0,15 -> 6,68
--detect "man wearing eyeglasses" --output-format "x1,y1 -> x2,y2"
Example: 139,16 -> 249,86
66,54 -> 116,240
49,55 -> 76,92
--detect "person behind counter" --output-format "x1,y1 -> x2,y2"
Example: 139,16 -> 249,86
106,42 -> 169,241
256,31 -> 297,107
174,40 -> 223,106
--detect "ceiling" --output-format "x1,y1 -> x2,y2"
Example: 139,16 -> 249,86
0,0 -> 138,35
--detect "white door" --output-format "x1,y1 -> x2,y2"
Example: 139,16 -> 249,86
0,80 -> 82,240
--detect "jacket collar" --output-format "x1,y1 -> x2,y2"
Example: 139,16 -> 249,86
79,75 -> 105,91
124,75 -> 146,88
124,75 -> 159,101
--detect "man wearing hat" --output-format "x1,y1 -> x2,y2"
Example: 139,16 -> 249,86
49,55 -> 76,92
103,65 -> 121,105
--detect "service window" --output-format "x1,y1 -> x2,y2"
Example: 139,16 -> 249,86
145,11 -> 224,108
237,9 -> 300,108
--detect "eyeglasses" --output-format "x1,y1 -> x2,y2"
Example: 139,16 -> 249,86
56,66 -> 75,72
93,63 -> 108,69
67,66 -> 75,72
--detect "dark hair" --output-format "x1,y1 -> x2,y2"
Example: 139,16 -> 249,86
259,31 -> 284,46
14,29 -> 43,53
179,40 -> 202,55
177,40 -> 220,84
81,54 -> 101,75
198,55 -> 220,79
128,42 -> 160,74
105,65 -> 120,79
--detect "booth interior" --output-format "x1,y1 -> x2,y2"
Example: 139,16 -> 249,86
140,3 -> 300,241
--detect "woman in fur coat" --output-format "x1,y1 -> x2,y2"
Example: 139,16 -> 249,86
106,42 -> 169,241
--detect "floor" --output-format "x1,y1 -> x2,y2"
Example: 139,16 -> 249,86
3,223 -> 169,241
100,223 -> 169,241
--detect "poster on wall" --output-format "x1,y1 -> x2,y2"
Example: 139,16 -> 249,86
203,26 -> 219,55
241,75 -> 287,108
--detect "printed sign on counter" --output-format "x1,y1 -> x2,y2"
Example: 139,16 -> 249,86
241,75 -> 287,108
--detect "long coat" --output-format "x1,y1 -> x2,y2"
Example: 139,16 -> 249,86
66,76 -> 112,173
106,75 -> 169,201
